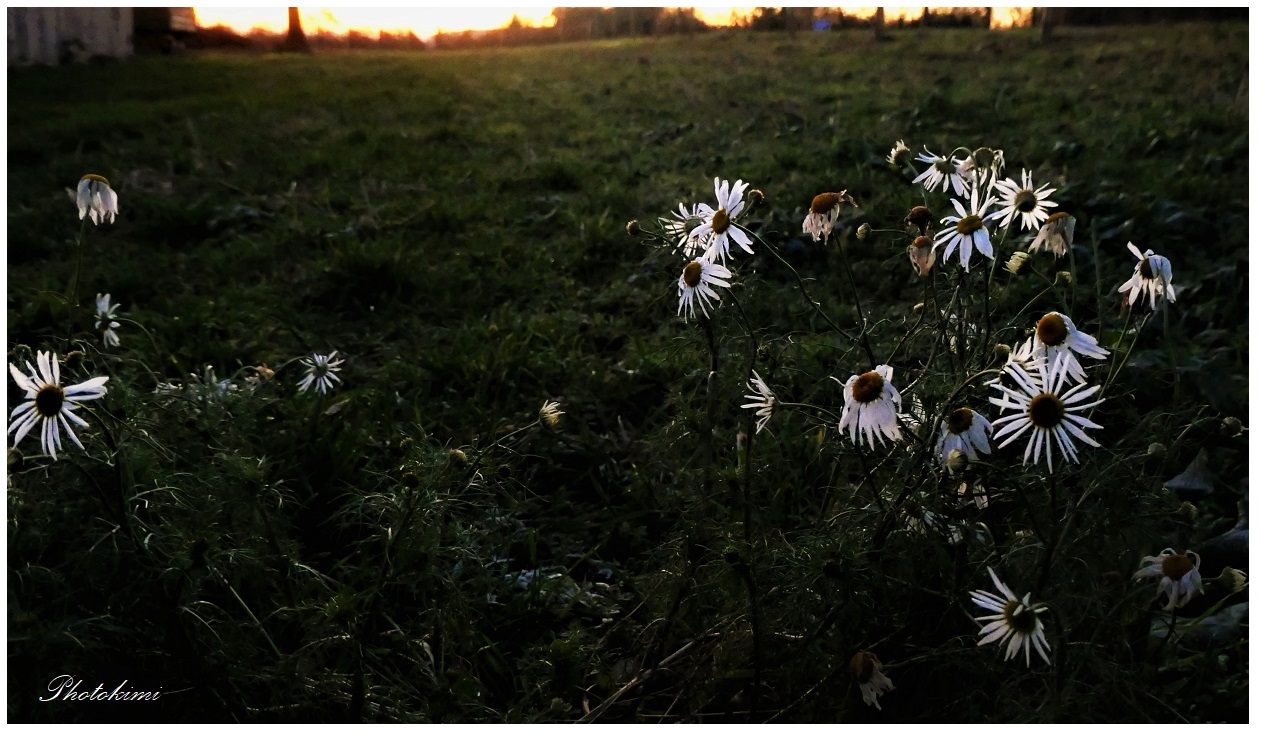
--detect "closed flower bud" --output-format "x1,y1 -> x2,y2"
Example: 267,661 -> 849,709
1211,567 -> 1248,593
905,205 -> 933,233
946,449 -> 968,473
626,219 -> 641,236
856,222 -> 872,240
1146,442 -> 1167,458
448,448 -> 469,466
1177,501 -> 1198,523
1221,416 -> 1244,437
993,343 -> 1012,360
1055,270 -> 1073,286
8,448 -> 23,470
64,350 -> 85,370
747,189 -> 766,209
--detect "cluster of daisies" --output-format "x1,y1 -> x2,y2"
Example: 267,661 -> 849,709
8,175 -> 349,463
638,147 -> 1193,707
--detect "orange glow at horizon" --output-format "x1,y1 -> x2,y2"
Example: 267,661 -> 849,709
192,7 -> 1031,41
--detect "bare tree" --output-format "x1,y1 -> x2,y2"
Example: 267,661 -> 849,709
873,7 -> 886,40
280,7 -> 310,52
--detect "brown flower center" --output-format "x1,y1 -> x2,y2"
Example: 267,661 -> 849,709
1161,553 -> 1194,581
906,205 -> 933,232
1028,393 -> 1064,428
851,371 -> 885,403
947,407 -> 974,435
934,158 -> 955,174
1014,190 -> 1038,213
711,208 -> 730,234
956,215 -> 983,236
1138,257 -> 1155,280
849,651 -> 878,684
911,235 -> 933,250
1003,598 -> 1039,634
972,148 -> 996,170
811,192 -> 839,215
682,261 -> 703,288
1046,211 -> 1070,226
34,384 -> 65,418
1036,313 -> 1069,346
80,173 -> 110,186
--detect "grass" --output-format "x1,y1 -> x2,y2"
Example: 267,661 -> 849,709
7,22 -> 1249,722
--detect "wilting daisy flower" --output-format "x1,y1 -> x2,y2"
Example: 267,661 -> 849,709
912,147 -> 969,196
539,400 -> 564,427
677,259 -> 731,321
94,293 -> 121,348
1005,251 -> 1032,275
958,146 -> 1005,190
938,407 -> 993,470
1029,312 -> 1109,384
838,364 -> 902,449
989,352 -> 1105,473
886,139 -> 911,167
691,177 -> 752,264
298,351 -> 344,394
76,174 -> 119,225
801,190 -> 855,242
907,235 -> 936,277
1133,548 -> 1203,611
1117,242 -> 1176,310
8,351 -> 109,460
971,566 -> 1051,667
1029,212 -> 1075,257
741,370 -> 775,434
849,651 -> 895,710
663,203 -> 706,259
992,169 -> 1058,232
934,185 -> 997,272
992,338 -> 1042,393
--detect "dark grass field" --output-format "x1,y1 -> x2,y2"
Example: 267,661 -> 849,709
7,22 -> 1249,722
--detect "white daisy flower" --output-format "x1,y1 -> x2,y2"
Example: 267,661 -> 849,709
886,139 -> 911,167
76,174 -> 119,225
741,370 -> 775,434
691,177 -> 753,264
1133,548 -> 1203,611
539,400 -> 564,427
933,185 -> 997,272
912,146 -> 969,196
677,259 -> 731,321
971,566 -> 1052,667
8,351 -> 109,460
1028,212 -> 1075,258
849,651 -> 895,710
838,364 -> 902,449
94,293 -> 122,348
938,407 -> 993,471
907,235 -> 936,277
988,352 -> 1105,473
1029,311 -> 1109,384
991,169 -> 1058,232
663,202 -> 706,259
1117,242 -> 1176,310
801,190 -> 855,242
298,351 -> 345,394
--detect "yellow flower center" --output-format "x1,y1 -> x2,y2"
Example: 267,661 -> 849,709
1028,393 -> 1064,429
811,192 -> 840,215
1161,553 -> 1194,581
947,407 -> 974,435
682,261 -> 703,288
851,371 -> 885,404
1014,190 -> 1038,213
955,215 -> 983,236
711,208 -> 730,234
34,384 -> 65,418
848,651 -> 878,684
1036,313 -> 1069,346
1003,598 -> 1039,634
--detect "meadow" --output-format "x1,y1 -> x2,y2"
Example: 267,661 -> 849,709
6,22 -> 1248,722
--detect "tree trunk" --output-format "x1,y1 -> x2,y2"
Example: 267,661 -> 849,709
280,7 -> 310,53
873,7 -> 886,40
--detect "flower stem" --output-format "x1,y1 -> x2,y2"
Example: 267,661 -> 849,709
66,217 -> 89,348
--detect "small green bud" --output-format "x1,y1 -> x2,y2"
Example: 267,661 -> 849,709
1055,270 -> 1073,286
1221,416 -> 1244,437
64,350 -> 85,370
993,343 -> 1012,360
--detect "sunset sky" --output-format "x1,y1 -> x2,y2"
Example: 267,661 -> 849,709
191,7 -> 1030,41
